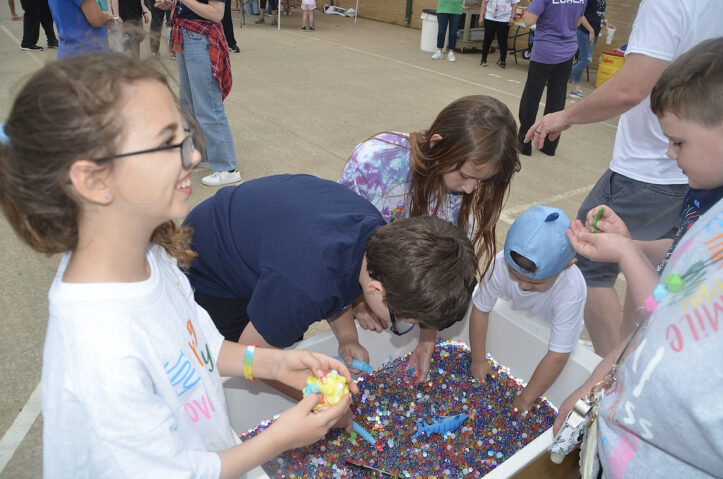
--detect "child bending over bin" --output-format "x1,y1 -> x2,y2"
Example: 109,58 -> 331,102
185,174 -> 478,386
469,205 -> 586,413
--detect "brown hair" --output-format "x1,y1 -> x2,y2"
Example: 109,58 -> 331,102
509,250 -> 537,275
370,95 -> 520,276
0,52 -> 197,268
650,37 -> 723,127
365,215 -> 477,330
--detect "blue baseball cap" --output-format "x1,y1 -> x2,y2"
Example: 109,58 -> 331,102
504,206 -> 575,280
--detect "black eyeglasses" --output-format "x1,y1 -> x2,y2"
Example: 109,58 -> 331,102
388,304 -> 415,336
93,133 -> 195,169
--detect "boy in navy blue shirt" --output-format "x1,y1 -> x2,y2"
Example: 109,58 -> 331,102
185,174 -> 477,382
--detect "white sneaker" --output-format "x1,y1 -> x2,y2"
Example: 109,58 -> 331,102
447,51 -> 456,62
202,170 -> 242,186
431,51 -> 443,60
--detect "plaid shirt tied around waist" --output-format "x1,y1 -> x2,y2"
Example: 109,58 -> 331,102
170,17 -> 233,100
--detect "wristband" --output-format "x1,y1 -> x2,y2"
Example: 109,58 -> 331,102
243,344 -> 257,381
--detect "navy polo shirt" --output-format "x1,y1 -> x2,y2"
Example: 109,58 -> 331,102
185,174 -> 386,347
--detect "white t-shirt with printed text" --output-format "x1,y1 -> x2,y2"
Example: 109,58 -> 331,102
42,245 -> 238,478
484,0 -> 519,22
597,199 -> 723,477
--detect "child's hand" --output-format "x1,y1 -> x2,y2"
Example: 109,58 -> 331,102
352,301 -> 387,332
274,350 -> 359,394
337,341 -> 370,375
566,220 -> 633,264
408,341 -> 434,384
585,204 -> 630,238
267,393 -> 353,451
512,394 -> 534,415
154,0 -> 172,10
470,358 -> 494,382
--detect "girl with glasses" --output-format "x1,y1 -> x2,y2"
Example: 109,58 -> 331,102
0,52 -> 354,478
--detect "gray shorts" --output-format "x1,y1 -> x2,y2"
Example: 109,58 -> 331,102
575,170 -> 688,287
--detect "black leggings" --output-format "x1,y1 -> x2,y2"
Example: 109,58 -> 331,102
518,57 -> 573,155
194,290 -> 305,344
222,0 -> 237,48
481,18 -> 510,63
194,290 -> 250,342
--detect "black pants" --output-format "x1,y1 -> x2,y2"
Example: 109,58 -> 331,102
194,289 -> 306,344
222,0 -> 237,48
144,0 -> 168,54
20,0 -> 57,47
481,18 -> 509,63
518,57 -> 573,155
194,290 -> 251,342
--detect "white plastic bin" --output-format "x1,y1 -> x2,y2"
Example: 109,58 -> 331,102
420,10 -> 439,52
224,300 -> 601,478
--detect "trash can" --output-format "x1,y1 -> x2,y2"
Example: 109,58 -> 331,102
420,8 -> 438,52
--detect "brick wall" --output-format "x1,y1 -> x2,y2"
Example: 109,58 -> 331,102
329,0 -> 642,72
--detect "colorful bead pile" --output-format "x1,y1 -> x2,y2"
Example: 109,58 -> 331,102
239,340 -> 557,478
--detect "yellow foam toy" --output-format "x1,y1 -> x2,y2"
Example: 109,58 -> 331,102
303,369 -> 349,410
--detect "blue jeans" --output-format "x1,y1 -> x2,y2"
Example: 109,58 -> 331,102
245,0 -> 259,14
569,29 -> 598,84
177,28 -> 237,172
436,12 -> 461,50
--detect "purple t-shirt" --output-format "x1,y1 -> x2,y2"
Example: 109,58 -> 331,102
527,0 -> 586,64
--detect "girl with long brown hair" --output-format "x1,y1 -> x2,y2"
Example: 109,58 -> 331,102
340,95 -> 521,277
339,94 -> 520,382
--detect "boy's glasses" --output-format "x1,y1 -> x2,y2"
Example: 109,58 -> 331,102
388,305 -> 415,336
93,133 -> 195,169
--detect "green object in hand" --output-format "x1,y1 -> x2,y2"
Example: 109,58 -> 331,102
592,207 -> 605,233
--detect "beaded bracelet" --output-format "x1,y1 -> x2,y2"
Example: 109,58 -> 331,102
244,345 -> 258,381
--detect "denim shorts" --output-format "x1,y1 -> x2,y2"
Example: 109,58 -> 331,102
575,170 -> 688,287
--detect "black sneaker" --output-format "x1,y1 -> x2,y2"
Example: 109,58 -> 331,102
480,59 -> 488,66
47,42 -> 58,49
20,44 -> 43,51
229,44 -> 240,53
498,62 -> 506,69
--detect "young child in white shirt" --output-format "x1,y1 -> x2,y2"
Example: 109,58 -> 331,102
469,205 -> 586,412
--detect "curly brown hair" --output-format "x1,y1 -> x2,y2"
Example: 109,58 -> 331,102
0,52 -> 197,268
